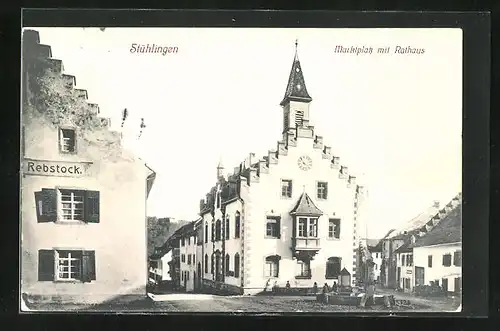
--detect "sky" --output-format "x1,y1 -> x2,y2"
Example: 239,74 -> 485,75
28,27 -> 462,238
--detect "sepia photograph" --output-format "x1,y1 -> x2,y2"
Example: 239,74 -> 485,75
20,25 -> 463,313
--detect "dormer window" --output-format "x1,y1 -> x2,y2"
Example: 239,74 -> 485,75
59,128 -> 76,153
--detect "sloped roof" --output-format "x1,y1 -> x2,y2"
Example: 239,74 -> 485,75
280,46 -> 312,106
394,242 -> 412,253
367,239 -> 382,251
290,192 -> 323,216
411,203 -> 462,248
387,203 -> 442,239
366,239 -> 380,248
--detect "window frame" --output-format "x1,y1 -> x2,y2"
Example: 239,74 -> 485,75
325,256 -> 342,279
234,212 -> 241,239
265,216 -> 281,239
264,256 -> 280,278
58,127 -> 77,154
295,259 -> 311,279
442,253 -> 452,267
328,218 -> 341,239
316,181 -> 328,200
428,255 -> 433,268
55,250 -> 83,282
280,179 -> 293,199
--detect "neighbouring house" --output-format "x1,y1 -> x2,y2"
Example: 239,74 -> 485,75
367,239 -> 382,283
21,30 -> 156,305
379,201 -> 443,289
148,249 -> 172,286
178,219 -> 203,292
175,42 -> 369,296
410,197 -> 462,295
395,239 -> 415,292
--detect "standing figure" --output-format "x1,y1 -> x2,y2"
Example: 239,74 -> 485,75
313,282 -> 318,294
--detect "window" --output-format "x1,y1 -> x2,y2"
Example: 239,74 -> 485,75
60,190 -> 84,221
298,218 -> 307,237
453,250 -> 462,266
308,218 -> 318,237
215,220 -> 222,241
326,257 -> 342,279
401,255 -> 406,266
181,254 -> 185,263
181,238 -> 185,247
266,217 -> 281,238
204,254 -> 208,273
211,254 -> 214,274
205,223 -> 209,243
225,217 -> 230,240
35,188 -> 100,223
317,182 -> 328,199
407,254 -> 413,267
375,264 -> 378,270
211,222 -> 215,242
192,254 -> 195,264
428,255 -> 433,268
296,260 -> 311,279
234,254 -> 240,278
265,256 -> 279,277
235,212 -> 241,239
59,128 -> 76,153
442,254 -> 452,267
38,249 -> 95,282
225,254 -> 230,275
187,254 -> 191,265
328,219 -> 341,239
295,110 -> 304,126
281,179 -> 292,198
188,237 -> 191,245
284,111 -> 289,131
375,253 -> 378,258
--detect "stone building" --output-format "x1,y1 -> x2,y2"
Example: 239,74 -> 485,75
20,30 -> 156,305
176,43 -> 369,295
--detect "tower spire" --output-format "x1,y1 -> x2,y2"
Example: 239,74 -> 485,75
280,40 -> 312,107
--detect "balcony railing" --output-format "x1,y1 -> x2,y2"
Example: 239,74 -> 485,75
292,237 -> 321,251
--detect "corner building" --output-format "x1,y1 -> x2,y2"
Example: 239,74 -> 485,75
195,45 -> 369,295
20,30 -> 156,304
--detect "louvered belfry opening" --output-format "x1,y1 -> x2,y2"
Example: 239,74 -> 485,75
295,110 -> 304,127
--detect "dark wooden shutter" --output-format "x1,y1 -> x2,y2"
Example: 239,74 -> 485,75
84,191 -> 100,223
41,189 -> 57,222
276,218 -> 281,239
324,184 -> 328,199
334,219 -> 341,238
34,191 -> 49,223
38,250 -> 55,281
81,250 -> 96,282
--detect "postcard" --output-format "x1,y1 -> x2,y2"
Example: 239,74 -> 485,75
21,23 -> 464,313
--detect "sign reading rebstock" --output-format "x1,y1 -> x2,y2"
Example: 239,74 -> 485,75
22,158 -> 92,177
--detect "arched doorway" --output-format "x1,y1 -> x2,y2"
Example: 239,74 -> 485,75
197,262 -> 202,291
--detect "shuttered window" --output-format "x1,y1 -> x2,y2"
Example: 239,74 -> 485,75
453,250 -> 462,266
34,188 -> 100,223
38,249 -> 96,282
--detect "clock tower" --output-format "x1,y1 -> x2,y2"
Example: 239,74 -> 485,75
280,40 -> 313,141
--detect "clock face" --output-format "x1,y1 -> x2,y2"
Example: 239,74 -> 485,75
298,155 -> 312,171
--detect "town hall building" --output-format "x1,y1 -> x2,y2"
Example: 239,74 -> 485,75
178,42 -> 369,295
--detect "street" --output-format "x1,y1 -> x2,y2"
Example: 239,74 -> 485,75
24,291 -> 460,313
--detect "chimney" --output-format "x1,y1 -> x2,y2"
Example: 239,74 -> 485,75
433,201 -> 440,208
